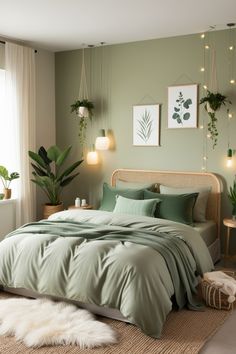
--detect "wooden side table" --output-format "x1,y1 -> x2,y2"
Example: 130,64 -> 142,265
68,205 -> 93,210
223,218 -> 236,258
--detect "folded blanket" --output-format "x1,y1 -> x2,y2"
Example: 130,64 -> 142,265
203,271 -> 236,303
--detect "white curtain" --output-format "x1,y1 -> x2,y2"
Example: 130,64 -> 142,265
5,42 -> 36,227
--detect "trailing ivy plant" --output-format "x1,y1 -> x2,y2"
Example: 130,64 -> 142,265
137,109 -> 153,143
200,90 -> 231,149
71,99 -> 94,149
172,91 -> 192,125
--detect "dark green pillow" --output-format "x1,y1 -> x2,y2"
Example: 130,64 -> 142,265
144,190 -> 198,225
99,183 -> 144,211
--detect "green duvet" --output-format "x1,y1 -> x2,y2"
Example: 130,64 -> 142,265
0,210 -> 213,338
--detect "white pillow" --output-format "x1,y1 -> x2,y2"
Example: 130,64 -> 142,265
159,185 -> 211,222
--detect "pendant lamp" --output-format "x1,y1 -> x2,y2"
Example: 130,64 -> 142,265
87,145 -> 98,165
95,129 -> 109,150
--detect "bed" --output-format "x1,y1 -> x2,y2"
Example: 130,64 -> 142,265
0,169 -> 222,338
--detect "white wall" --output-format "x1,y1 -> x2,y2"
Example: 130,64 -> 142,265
35,49 -> 56,220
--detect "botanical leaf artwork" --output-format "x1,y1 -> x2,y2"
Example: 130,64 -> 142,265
137,109 -> 153,143
172,91 -> 192,125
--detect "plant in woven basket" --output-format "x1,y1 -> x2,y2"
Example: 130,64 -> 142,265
200,91 -> 231,149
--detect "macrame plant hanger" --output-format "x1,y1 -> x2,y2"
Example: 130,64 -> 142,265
78,48 -> 89,102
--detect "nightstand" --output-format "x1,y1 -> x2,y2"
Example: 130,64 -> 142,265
223,218 -> 236,259
68,205 -> 93,210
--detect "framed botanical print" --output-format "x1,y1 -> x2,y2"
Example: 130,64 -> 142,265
133,104 -> 160,146
168,84 -> 198,128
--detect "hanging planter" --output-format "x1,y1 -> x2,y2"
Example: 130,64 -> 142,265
70,47 -> 94,150
200,90 -> 231,149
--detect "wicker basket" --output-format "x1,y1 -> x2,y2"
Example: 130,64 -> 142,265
201,271 -> 236,311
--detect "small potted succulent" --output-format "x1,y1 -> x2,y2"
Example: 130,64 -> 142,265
71,99 -> 94,147
228,177 -> 236,220
0,166 -> 20,199
200,90 -> 231,149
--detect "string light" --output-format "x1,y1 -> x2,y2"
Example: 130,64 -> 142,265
227,23 -> 236,86
203,85 -> 208,90
199,125 -> 204,129
230,79 -> 235,84
205,45 -> 210,49
229,45 -> 234,51
200,67 -> 205,72
228,112 -> 233,119
201,33 -> 205,39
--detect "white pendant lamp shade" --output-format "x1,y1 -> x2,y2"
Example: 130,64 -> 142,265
87,145 -> 98,165
95,129 -> 109,150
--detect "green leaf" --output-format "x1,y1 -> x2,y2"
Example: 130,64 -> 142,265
0,166 -> 9,180
56,146 -> 72,167
183,112 -> 190,120
60,172 -> 80,187
174,107 -> 180,112
47,146 -> 62,162
177,118 -> 182,124
57,160 -> 83,181
183,99 -> 192,109
38,146 -> 52,165
31,163 -> 48,177
172,113 -> 180,119
28,151 -> 47,169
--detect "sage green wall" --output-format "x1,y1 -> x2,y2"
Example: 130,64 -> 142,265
55,29 -> 236,250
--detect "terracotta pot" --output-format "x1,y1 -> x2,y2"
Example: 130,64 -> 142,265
4,188 -> 11,199
43,203 -> 63,219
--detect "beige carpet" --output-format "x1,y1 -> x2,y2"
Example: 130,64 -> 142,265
0,291 -> 231,354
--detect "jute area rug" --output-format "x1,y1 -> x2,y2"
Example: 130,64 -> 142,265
0,291 -> 230,354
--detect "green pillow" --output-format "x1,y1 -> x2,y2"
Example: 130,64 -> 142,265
113,195 -> 160,217
144,190 -> 198,225
116,179 -> 154,190
99,183 -> 144,211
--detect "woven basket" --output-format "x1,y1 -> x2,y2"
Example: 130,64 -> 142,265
201,271 -> 236,311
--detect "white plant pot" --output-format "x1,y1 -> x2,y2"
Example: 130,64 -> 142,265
206,102 -> 214,114
78,106 -> 89,118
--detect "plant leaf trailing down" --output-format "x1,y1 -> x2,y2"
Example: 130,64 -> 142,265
172,91 -> 192,125
137,109 -> 153,143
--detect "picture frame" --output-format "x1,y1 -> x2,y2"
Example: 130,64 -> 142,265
133,104 -> 160,146
168,84 -> 198,128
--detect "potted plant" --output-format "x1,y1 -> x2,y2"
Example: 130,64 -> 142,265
200,90 -> 231,149
228,177 -> 236,220
71,99 -> 94,147
0,166 -> 20,199
28,145 -> 83,218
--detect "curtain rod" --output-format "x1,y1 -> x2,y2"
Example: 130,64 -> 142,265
0,40 -> 37,53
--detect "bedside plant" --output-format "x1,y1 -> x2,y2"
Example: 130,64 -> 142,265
71,99 -> 94,148
228,177 -> 236,220
28,145 -> 83,218
0,166 -> 20,199
200,90 -> 231,149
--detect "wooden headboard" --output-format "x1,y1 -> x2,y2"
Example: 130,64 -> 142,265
111,169 -> 222,238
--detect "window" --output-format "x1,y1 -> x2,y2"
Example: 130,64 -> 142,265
0,69 -> 8,167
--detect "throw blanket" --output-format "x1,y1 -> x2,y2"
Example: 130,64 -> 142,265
0,219 -> 209,337
204,271 -> 236,303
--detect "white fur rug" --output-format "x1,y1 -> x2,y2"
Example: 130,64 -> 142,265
0,297 -> 117,348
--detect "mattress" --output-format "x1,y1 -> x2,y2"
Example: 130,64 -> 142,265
194,220 -> 217,247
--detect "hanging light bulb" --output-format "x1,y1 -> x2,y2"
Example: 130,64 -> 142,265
228,112 -> 233,119
227,148 -> 233,167
203,84 -> 208,90
87,145 -> 98,165
230,79 -> 235,84
95,129 -> 109,150
229,45 -> 234,51
200,67 -> 205,72
201,33 -> 205,39
205,45 -> 210,49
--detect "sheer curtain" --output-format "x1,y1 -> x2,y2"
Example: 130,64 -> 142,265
5,42 -> 36,226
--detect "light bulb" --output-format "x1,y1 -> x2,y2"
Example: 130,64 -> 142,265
227,158 -> 233,168
95,129 -> 110,150
228,113 -> 233,119
201,166 -> 206,171
201,34 -> 205,39
87,151 -> 98,165
229,46 -> 234,51
207,133 -> 211,138
230,79 -> 235,84
227,148 -> 233,168
200,67 -> 205,72
205,45 -> 210,49
199,125 -> 204,129
203,85 -> 207,90
203,156 -> 207,161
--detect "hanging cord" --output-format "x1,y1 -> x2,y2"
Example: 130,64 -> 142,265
78,47 -> 89,100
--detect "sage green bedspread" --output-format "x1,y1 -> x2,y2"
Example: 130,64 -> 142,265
0,210 -> 214,338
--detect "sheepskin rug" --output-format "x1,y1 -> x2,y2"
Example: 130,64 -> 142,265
0,297 -> 117,348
